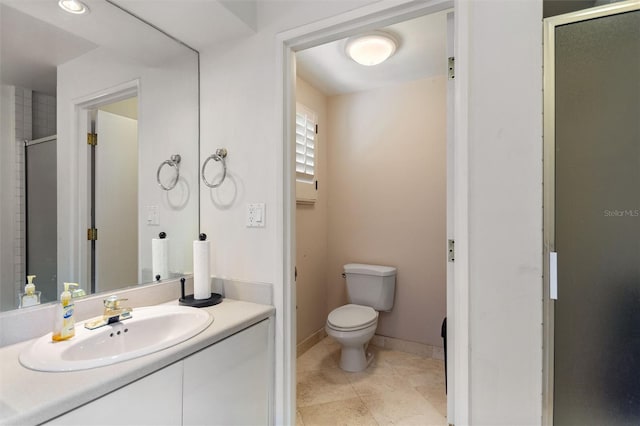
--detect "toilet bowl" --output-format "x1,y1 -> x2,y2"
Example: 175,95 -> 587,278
326,263 -> 396,373
326,304 -> 379,372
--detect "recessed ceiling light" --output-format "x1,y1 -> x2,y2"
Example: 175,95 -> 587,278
345,32 -> 398,66
58,0 -> 90,15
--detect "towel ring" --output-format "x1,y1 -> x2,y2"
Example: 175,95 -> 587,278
157,154 -> 181,191
202,148 -> 228,188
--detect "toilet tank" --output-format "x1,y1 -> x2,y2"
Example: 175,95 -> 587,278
344,263 -> 396,312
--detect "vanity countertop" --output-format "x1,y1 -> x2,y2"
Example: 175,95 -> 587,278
0,298 -> 275,426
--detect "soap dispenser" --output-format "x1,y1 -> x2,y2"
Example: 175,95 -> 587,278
19,275 -> 41,308
52,282 -> 79,342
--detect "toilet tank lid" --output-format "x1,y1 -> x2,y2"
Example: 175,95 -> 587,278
344,263 -> 396,277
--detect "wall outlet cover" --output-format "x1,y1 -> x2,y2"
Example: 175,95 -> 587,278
246,203 -> 265,228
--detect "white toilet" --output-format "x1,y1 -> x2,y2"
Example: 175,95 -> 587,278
326,263 -> 396,372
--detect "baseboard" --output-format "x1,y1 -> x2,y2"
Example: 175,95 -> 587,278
371,334 -> 445,360
296,327 -> 327,357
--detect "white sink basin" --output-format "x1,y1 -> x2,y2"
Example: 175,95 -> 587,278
20,305 -> 213,372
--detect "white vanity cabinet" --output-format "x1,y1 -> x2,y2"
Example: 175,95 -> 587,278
183,318 -> 271,425
43,318 -> 272,426
45,362 -> 183,425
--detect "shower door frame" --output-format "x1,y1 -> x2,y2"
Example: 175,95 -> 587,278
542,1 -> 640,423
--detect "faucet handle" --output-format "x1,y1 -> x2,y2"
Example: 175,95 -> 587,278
104,295 -> 128,309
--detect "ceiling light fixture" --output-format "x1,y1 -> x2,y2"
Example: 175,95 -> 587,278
58,0 -> 89,15
345,32 -> 398,66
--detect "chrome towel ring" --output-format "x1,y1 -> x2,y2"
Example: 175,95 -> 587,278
202,148 -> 228,188
157,154 -> 181,191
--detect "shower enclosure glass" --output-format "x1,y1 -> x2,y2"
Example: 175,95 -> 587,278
25,136 -> 57,303
545,4 -> 640,425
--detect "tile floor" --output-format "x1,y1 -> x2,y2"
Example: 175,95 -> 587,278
296,337 -> 447,425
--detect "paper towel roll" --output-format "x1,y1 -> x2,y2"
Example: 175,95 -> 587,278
152,236 -> 169,281
193,235 -> 210,300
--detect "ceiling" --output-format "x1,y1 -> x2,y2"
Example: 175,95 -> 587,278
0,4 -> 97,95
1,0 -> 616,98
0,0 -> 256,95
112,0 -> 256,50
295,11 -> 449,96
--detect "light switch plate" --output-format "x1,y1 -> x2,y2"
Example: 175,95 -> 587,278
146,205 -> 159,226
247,203 -> 265,228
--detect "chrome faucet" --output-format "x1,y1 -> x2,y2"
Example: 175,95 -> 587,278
84,295 -> 132,330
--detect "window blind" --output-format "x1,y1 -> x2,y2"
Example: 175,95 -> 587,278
295,104 -> 316,181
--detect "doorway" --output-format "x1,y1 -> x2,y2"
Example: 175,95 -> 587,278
72,82 -> 139,296
90,97 -> 139,293
543,2 -> 640,424
290,4 -> 453,426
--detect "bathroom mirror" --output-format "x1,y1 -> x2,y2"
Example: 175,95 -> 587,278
0,0 -> 199,312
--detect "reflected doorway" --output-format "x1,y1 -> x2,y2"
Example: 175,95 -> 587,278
88,97 -> 139,293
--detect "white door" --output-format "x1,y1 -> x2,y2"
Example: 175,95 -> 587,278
94,110 -> 138,292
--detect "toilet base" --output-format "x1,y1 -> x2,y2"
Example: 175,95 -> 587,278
339,344 -> 374,372
326,322 -> 378,373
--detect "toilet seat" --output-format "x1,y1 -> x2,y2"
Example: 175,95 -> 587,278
327,304 -> 378,332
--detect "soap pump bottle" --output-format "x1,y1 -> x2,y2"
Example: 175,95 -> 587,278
52,282 -> 79,342
19,275 -> 41,308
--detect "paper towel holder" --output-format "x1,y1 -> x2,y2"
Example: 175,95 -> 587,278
179,276 -> 222,308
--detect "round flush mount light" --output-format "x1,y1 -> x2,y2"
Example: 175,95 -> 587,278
58,0 -> 90,15
345,32 -> 398,66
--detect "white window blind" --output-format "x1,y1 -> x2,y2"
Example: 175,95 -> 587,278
295,104 -> 316,181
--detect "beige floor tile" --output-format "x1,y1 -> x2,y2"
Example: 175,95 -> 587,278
360,387 -> 446,426
299,397 -> 379,426
368,345 -> 423,368
404,364 -> 445,389
297,339 -> 447,425
392,357 -> 445,378
297,409 -> 306,426
415,382 -> 447,418
347,369 -> 407,398
298,340 -> 340,372
297,368 -> 359,407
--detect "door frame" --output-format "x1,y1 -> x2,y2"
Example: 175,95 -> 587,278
68,80 -> 139,295
276,0 -> 469,424
542,1 -> 640,423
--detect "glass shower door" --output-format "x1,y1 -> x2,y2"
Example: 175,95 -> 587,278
550,7 -> 640,426
25,136 -> 57,303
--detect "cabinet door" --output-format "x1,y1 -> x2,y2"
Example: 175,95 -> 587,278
44,362 -> 182,425
183,319 -> 271,426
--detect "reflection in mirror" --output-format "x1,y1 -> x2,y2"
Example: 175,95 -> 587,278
0,0 -> 199,312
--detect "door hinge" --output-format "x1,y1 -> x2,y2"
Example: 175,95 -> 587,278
294,266 -> 297,281
448,57 -> 455,80
315,124 -> 318,134
87,228 -> 98,241
87,133 -> 98,146
448,239 -> 455,262
315,180 -> 318,191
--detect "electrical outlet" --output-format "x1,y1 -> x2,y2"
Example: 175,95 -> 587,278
246,203 -> 265,228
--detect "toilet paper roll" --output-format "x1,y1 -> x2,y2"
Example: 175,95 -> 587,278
152,238 -> 169,281
193,240 -> 211,300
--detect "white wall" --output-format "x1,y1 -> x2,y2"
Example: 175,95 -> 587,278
464,0 -> 543,423
57,46 -> 199,292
